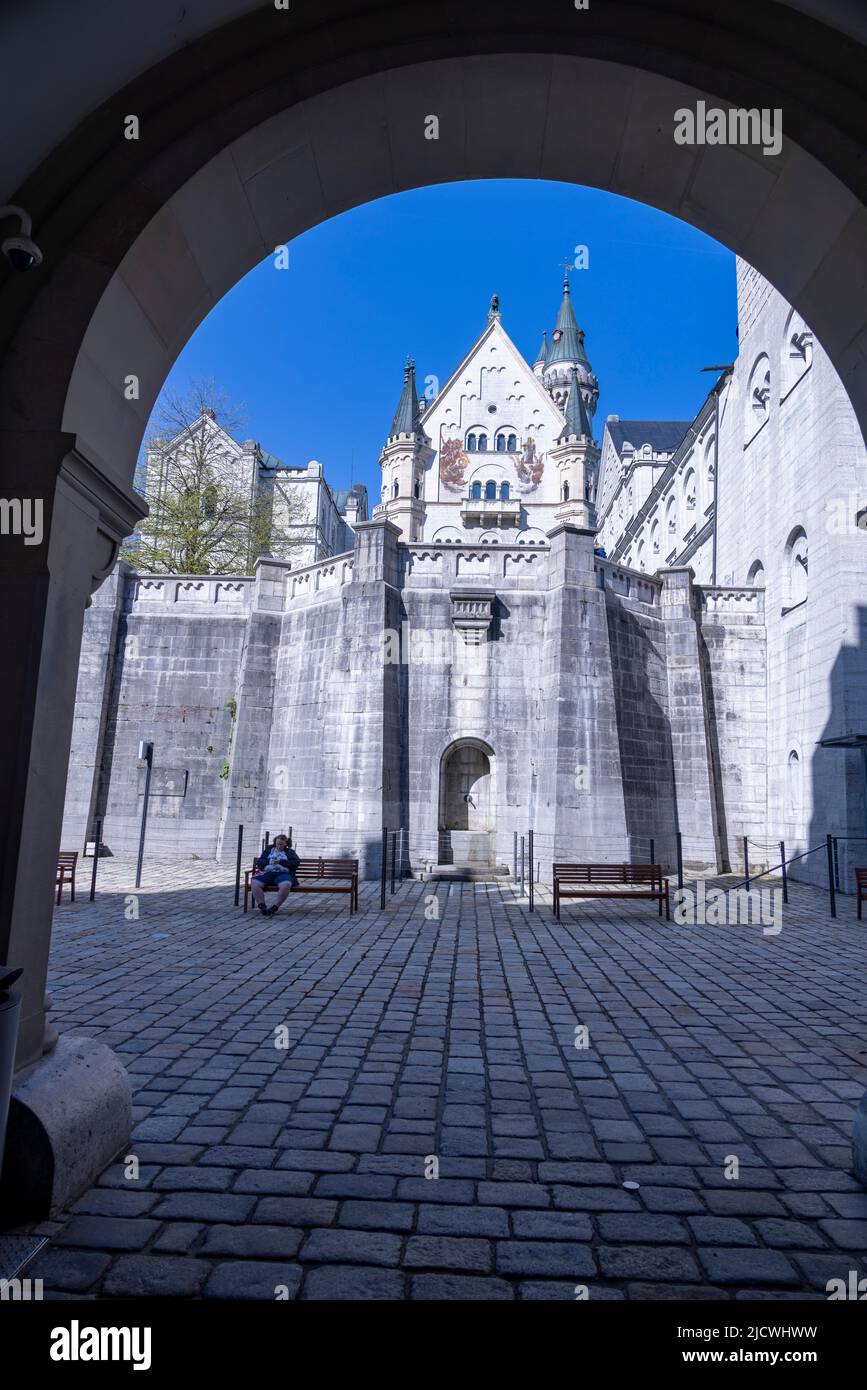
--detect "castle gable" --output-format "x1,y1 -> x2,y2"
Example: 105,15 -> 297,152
420,318 -> 566,507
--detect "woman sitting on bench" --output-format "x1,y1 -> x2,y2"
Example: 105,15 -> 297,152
250,835 -> 300,916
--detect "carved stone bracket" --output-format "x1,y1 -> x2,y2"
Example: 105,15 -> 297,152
450,588 -> 494,645
61,445 -> 148,601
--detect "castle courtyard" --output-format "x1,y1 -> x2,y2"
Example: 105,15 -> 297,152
24,859 -> 867,1301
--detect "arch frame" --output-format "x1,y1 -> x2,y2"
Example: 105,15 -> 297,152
1,0 -> 867,1076
436,734 -> 497,834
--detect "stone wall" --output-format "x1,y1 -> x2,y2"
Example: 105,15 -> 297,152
63,525 -> 772,880
63,574 -> 254,858
715,264 -> 867,885
695,586 -> 769,873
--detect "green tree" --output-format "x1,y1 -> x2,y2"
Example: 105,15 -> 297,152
124,379 -> 307,574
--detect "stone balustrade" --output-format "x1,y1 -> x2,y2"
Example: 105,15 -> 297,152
697,584 -> 765,616
594,558 -> 661,607
126,574 -> 255,611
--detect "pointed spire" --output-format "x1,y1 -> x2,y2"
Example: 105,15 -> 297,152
534,330 -> 549,367
389,357 -> 420,437
558,366 -> 593,441
548,273 -> 590,366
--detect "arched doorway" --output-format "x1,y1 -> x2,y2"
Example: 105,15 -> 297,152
438,739 -> 495,869
440,740 -> 493,832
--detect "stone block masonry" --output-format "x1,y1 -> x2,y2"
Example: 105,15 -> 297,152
62,522 -> 771,878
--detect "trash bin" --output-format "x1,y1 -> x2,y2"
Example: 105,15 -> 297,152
0,968 -> 22,1179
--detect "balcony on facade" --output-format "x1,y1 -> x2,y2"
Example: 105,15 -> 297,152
459,495 -> 522,528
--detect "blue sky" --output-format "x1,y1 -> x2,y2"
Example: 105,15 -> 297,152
154,179 -> 738,501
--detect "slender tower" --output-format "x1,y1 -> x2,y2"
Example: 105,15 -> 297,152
549,364 -> 600,529
377,358 -> 434,541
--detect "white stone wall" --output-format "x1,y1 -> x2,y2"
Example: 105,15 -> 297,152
598,259 -> 867,883
269,461 -> 356,566
715,262 -> 867,883
597,411 -> 719,582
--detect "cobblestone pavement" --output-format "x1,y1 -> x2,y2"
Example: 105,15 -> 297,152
24,856 -> 867,1300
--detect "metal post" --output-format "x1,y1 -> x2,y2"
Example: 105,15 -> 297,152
390,832 -> 396,895
649,837 -> 655,866
739,834 -> 750,889
135,742 -> 154,890
520,836 -> 525,896
380,826 -> 387,910
234,823 -> 244,907
779,840 -> 788,905
826,833 -> 837,919
513,830 -> 518,883
288,825 -> 293,849
833,835 -> 840,892
676,831 -> 683,891
528,830 -> 534,912
89,817 -> 102,902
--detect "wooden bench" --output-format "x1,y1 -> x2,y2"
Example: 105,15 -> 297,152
56,851 -> 78,904
856,867 -> 867,921
243,858 -> 359,915
553,863 -> 670,920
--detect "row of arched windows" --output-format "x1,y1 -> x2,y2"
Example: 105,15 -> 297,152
466,431 -> 518,453
470,480 -> 510,501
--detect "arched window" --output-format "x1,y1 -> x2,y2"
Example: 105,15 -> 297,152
746,353 -> 771,442
500,482 -> 510,501
414,479 -> 420,499
785,527 -> 808,608
466,433 -> 477,452
683,469 -> 697,519
392,479 -> 399,498
746,559 -> 765,587
666,494 -> 677,535
651,520 -> 660,555
478,435 -> 488,453
470,481 -> 481,500
496,433 -> 506,452
562,481 -> 570,501
507,434 -> 517,452
787,750 -> 802,815
485,480 -> 497,500
781,308 -> 813,398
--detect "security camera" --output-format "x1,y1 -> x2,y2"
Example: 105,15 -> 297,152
0,205 -> 43,272
2,235 -> 43,272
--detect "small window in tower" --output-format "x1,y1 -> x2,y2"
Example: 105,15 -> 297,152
563,482 -> 570,502
393,479 -> 399,498
478,435 -> 488,453
500,482 -> 510,501
414,480 -> 420,499
485,480 -> 496,500
496,434 -> 506,452
466,434 -> 477,452
507,434 -> 517,452
470,481 -> 482,500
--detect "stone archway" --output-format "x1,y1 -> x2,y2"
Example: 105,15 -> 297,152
1,0 -> 866,1209
440,740 -> 493,833
438,738 -> 495,869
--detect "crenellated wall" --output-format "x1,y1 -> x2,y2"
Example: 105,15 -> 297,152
62,524 -> 771,879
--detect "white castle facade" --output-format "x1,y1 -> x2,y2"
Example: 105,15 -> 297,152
62,261 -> 867,888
